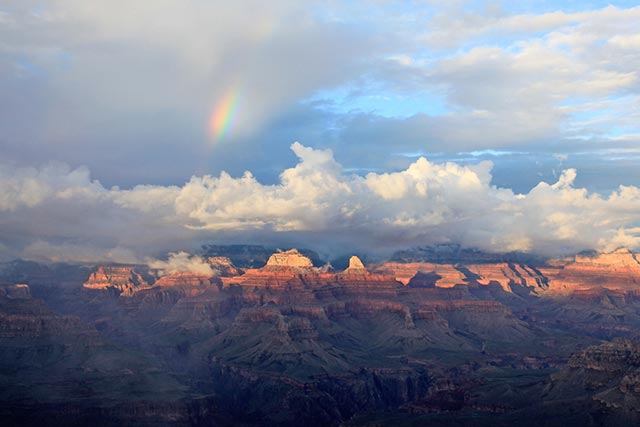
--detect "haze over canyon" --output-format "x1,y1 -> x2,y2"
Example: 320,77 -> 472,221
2,245 -> 640,425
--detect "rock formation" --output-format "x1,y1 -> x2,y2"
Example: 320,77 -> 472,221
153,271 -> 219,287
265,249 -> 314,269
544,338 -> 640,425
406,271 -> 441,288
543,248 -> 640,295
376,261 -> 548,292
375,262 -> 467,286
83,266 -> 151,296
207,256 -> 242,276
222,249 -> 318,290
0,283 -> 31,299
10,246 -> 640,426
463,262 -> 548,292
0,280 -> 201,426
346,256 -> 366,271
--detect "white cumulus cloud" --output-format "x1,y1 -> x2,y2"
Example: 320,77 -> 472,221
0,142 -> 639,262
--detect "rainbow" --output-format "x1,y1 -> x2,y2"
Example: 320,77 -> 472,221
209,88 -> 240,141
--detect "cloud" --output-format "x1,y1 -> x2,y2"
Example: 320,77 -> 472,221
1,3 -> 639,261
2,2 -> 639,191
326,4 -> 640,158
147,252 -> 214,276
0,0 -> 378,186
0,162 -> 104,211
1,143 -> 639,263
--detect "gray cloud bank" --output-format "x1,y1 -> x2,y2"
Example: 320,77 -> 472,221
1,2 -> 639,191
1,142 -> 639,263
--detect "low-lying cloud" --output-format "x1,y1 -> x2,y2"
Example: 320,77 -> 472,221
0,142 -> 639,263
147,252 -> 214,276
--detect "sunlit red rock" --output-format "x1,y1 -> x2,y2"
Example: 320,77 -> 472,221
375,261 -> 548,291
222,249 -> 317,289
543,248 -> 640,295
265,249 -> 314,269
346,256 -> 366,271
154,271 -> 219,287
464,263 -> 548,292
207,256 -> 241,276
18,245 -> 640,425
337,256 -> 400,290
375,262 -> 467,286
83,266 -> 151,296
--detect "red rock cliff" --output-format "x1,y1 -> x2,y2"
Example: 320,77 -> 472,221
83,266 -> 151,296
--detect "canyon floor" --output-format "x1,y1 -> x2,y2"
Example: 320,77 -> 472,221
2,246 -> 640,426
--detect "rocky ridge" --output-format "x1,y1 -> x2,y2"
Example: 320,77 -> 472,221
541,248 -> 640,295
81,248 -> 640,299
9,246 -> 640,426
83,266 -> 151,296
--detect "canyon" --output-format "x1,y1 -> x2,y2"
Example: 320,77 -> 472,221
2,245 -> 640,426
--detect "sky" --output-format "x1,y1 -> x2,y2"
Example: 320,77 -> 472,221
1,0 -> 639,263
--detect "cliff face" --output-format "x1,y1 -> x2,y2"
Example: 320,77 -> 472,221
223,251 -> 400,292
9,247 -> 640,426
375,261 -> 548,292
265,249 -> 314,268
543,248 -> 640,295
380,248 -> 640,297
0,283 -> 31,299
346,256 -> 365,271
463,263 -> 548,292
374,262 -> 466,286
544,338 -> 640,426
208,256 -> 242,276
0,284 -> 98,342
222,249 -> 319,290
81,248 -> 640,299
83,257 -> 240,295
154,272 -> 219,288
0,283 -> 206,427
567,338 -> 640,372
337,256 -> 398,286
83,266 -> 151,296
